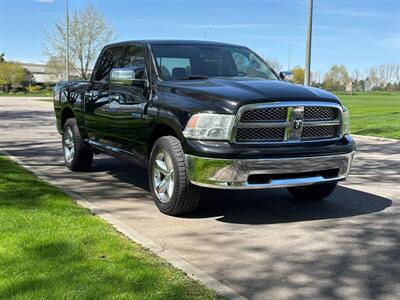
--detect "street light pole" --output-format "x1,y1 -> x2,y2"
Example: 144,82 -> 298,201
304,0 -> 313,86
65,0 -> 69,81
203,24 -> 212,40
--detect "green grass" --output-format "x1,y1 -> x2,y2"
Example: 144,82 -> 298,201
0,156 -> 219,300
337,92 -> 400,139
0,91 -> 53,97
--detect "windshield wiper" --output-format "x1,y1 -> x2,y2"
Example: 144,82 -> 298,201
179,75 -> 208,80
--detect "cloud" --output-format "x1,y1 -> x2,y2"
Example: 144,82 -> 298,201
35,0 -> 54,3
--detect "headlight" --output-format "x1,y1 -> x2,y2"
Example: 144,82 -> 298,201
183,113 -> 235,140
341,106 -> 350,136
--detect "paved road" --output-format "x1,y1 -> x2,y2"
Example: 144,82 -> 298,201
1,97 -> 399,300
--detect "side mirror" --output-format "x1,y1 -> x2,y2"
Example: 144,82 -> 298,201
110,68 -> 147,87
279,71 -> 293,80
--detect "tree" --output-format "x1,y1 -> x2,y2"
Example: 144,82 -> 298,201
266,58 -> 282,72
44,4 -> 115,80
46,56 -> 69,82
291,67 -> 304,84
0,53 -> 5,63
323,64 -> 349,91
21,68 -> 35,89
0,62 -> 25,92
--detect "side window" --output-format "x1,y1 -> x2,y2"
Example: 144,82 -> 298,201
94,46 -> 125,83
120,45 -> 146,79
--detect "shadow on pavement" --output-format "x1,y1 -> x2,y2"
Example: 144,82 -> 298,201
0,139 -> 393,226
186,186 -> 392,225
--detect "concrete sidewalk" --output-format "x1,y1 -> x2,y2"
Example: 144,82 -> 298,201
1,97 -> 399,300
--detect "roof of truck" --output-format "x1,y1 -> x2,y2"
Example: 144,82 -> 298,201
106,40 -> 245,48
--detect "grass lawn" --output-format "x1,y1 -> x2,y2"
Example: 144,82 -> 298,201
0,156 -> 219,300
0,91 -> 53,97
337,92 -> 400,139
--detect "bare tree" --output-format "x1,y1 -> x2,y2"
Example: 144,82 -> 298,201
43,4 -> 115,80
311,70 -> 322,84
266,58 -> 283,72
395,63 -> 400,83
46,56 -> 68,82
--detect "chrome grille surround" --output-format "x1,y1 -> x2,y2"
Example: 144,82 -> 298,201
231,101 -> 343,144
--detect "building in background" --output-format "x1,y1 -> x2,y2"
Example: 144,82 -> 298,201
19,62 -> 91,85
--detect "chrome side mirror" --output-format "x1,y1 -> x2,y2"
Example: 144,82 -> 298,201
110,68 -> 136,86
279,71 -> 293,80
110,67 -> 148,87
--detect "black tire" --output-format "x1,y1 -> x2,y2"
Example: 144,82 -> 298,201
149,136 -> 201,216
287,182 -> 338,201
62,118 -> 93,171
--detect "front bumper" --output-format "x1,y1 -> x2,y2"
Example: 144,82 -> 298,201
186,151 -> 354,189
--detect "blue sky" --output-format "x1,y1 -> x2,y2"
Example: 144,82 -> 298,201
0,0 -> 399,74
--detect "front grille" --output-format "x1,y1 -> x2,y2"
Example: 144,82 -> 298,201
236,127 -> 285,142
304,107 -> 337,121
240,107 -> 287,123
233,103 -> 342,144
302,125 -> 339,140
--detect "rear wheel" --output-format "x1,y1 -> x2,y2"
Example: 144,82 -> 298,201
287,182 -> 338,201
149,136 -> 201,215
62,118 -> 93,171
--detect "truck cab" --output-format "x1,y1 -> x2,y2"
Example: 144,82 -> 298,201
54,40 -> 355,215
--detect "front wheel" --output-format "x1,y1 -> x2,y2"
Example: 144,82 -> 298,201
62,118 -> 93,171
149,136 -> 201,216
287,182 -> 338,201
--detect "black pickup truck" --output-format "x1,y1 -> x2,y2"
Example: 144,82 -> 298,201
54,40 -> 355,215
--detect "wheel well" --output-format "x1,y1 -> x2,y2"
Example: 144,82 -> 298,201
61,107 -> 74,129
148,124 -> 179,157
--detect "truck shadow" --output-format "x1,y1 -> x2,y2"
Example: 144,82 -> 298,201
186,186 -> 392,225
91,157 -> 392,225
0,141 -> 393,226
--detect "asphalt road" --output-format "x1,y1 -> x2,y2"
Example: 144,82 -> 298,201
1,97 -> 399,300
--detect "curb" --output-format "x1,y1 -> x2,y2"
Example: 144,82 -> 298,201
0,148 -> 247,300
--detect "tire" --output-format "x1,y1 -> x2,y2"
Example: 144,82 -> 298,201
149,136 -> 201,215
62,118 -> 93,171
287,182 -> 338,201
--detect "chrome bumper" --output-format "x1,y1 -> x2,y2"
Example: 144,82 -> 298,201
186,152 -> 354,189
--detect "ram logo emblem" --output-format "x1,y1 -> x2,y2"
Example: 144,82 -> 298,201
293,118 -> 303,130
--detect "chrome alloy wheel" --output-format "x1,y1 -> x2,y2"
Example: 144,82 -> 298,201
153,150 -> 175,203
63,127 -> 75,163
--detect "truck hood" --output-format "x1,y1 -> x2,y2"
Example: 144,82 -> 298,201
158,78 -> 340,113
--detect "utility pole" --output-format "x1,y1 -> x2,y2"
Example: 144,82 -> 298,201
304,0 -> 313,86
65,0 -> 69,81
203,24 -> 212,40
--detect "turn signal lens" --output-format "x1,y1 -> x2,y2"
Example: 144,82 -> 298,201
341,106 -> 350,136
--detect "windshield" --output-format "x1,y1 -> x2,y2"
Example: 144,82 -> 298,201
151,44 -> 278,81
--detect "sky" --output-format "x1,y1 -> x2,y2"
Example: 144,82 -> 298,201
0,0 -> 399,75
